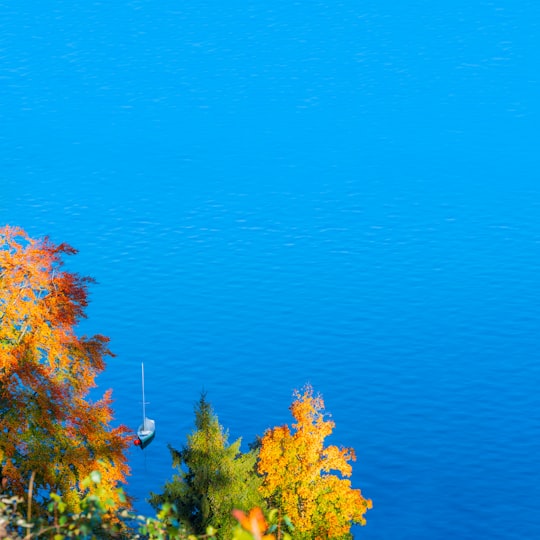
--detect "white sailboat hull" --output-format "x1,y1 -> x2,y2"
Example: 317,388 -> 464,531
137,417 -> 155,448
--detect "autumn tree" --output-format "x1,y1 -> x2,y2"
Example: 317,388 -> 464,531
0,226 -> 130,513
258,384 -> 372,539
150,394 -> 265,538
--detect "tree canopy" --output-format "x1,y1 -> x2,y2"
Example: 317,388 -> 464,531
151,394 -> 265,538
0,226 -> 130,512
258,384 -> 372,539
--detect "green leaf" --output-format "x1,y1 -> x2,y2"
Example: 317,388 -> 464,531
232,530 -> 255,540
90,470 -> 101,484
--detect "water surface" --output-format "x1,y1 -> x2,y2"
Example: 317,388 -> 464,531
2,2 -> 540,538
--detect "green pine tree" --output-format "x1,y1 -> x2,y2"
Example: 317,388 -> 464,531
150,394 -> 265,538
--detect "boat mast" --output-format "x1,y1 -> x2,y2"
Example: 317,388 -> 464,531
141,362 -> 146,424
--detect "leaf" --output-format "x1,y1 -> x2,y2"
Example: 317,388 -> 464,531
90,470 -> 101,484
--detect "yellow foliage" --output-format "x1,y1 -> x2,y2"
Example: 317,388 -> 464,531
258,384 -> 372,538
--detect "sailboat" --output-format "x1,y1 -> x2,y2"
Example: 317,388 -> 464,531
136,362 -> 155,449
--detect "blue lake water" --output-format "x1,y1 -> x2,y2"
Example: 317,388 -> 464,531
2,2 -> 540,538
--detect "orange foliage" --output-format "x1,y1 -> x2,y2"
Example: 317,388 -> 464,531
232,507 -> 275,540
257,385 -> 372,539
0,226 -> 130,511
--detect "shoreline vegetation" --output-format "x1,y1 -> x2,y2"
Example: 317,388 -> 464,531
0,226 -> 371,539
